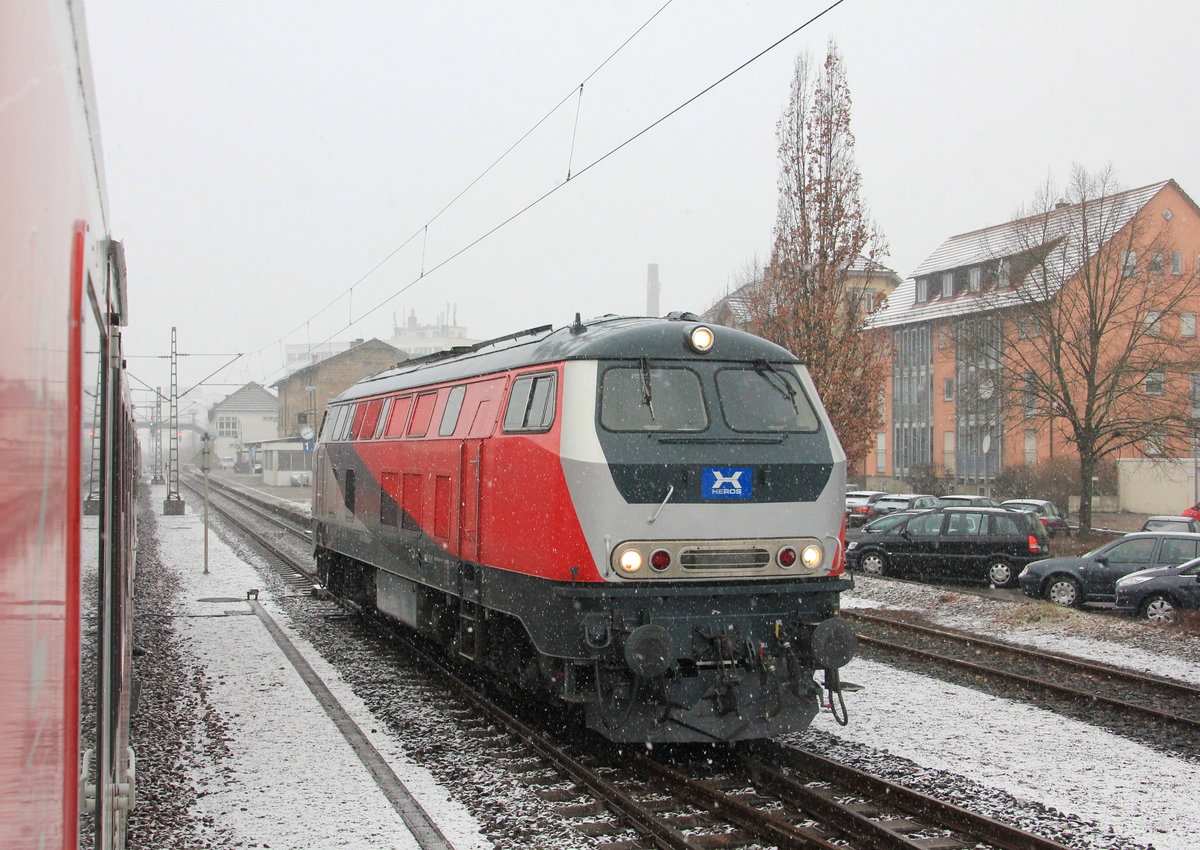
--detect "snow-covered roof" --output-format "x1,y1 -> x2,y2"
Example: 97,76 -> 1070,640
870,181 -> 1170,329
210,381 -> 277,415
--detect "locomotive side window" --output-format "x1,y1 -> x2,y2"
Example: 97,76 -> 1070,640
384,395 -> 413,437
503,373 -> 557,432
408,392 -> 437,437
344,468 -> 356,512
600,366 -> 706,432
439,386 -> 466,436
373,398 -> 393,439
334,404 -> 357,441
355,399 -> 383,439
349,403 -> 370,439
318,407 -> 337,440
715,367 -> 820,433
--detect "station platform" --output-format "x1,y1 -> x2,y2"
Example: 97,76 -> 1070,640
134,482 -> 488,849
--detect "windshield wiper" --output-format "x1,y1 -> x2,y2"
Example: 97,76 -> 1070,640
753,359 -> 799,413
639,357 -> 656,421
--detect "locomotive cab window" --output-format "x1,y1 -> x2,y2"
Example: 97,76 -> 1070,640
600,364 -> 706,432
503,373 -> 557,432
716,366 -> 819,432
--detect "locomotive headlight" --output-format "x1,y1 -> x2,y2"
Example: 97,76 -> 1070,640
689,325 -> 715,353
617,548 -> 644,573
801,545 -> 823,568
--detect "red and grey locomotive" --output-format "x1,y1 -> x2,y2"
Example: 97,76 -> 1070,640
313,313 -> 856,743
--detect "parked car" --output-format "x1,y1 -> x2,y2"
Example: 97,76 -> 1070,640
1001,499 -> 1071,537
1138,515 -> 1200,533
845,509 -> 927,545
845,506 -> 1050,587
936,495 -> 1002,508
1114,556 -> 1200,623
864,493 -> 939,522
1018,532 -> 1200,607
217,456 -> 236,470
1183,503 -> 1200,521
845,490 -> 888,527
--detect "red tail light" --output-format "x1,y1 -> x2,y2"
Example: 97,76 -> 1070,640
1040,517 -> 1049,527
1028,534 -> 1041,554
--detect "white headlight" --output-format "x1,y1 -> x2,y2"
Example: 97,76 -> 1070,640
801,545 -> 822,568
618,549 -> 644,573
689,325 -> 715,353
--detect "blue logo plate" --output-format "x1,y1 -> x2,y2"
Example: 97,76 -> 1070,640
702,467 -> 753,500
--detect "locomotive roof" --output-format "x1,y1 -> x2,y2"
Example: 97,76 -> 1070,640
335,314 -> 800,402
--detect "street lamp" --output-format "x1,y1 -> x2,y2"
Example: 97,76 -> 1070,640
200,432 -> 211,574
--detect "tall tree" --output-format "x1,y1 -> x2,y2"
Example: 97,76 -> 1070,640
969,166 -> 1200,530
746,42 -> 889,465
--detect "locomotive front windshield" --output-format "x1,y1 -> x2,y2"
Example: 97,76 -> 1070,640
600,365 -> 707,431
599,361 -> 821,433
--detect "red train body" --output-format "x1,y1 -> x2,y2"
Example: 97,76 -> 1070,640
1,2 -> 138,848
314,316 -> 857,743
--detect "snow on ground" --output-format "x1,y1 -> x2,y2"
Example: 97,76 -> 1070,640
825,574 -> 1200,850
152,491 -> 490,849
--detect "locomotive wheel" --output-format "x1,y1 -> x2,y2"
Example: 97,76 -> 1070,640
1045,575 -> 1081,607
987,559 -> 1016,588
1141,594 -> 1176,624
859,551 -> 888,577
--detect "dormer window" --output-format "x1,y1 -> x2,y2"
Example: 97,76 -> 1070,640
969,267 -> 981,292
941,272 -> 953,298
916,278 -> 929,302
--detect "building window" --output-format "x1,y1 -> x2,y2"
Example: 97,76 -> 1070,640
943,430 -> 955,474
1151,253 -> 1164,275
876,431 -> 886,475
941,272 -> 953,298
1122,251 -> 1137,278
217,415 -> 239,438
1144,434 -> 1166,456
916,278 -> 928,302
943,377 -> 954,401
1024,372 -> 1037,417
1191,372 -> 1200,415
1146,371 -> 1165,396
1183,314 -> 1197,339
1024,430 -> 1037,465
969,267 -> 982,292
1144,311 -> 1162,337
1172,252 -> 1183,275
998,258 -> 1011,287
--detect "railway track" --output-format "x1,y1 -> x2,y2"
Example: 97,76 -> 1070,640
189,475 -> 1076,850
846,609 -> 1200,749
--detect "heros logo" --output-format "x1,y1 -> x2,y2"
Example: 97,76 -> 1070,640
702,467 -> 753,500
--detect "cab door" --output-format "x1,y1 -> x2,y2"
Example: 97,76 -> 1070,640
458,439 -> 483,562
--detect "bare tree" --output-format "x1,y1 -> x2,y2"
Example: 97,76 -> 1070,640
968,166 -> 1200,530
746,42 -> 889,466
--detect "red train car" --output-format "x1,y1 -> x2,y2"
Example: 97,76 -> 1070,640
1,2 -> 138,848
313,316 -> 857,743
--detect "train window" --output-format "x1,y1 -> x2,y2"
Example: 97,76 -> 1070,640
319,407 -> 337,441
349,404 -> 370,439
716,367 -> 820,433
599,366 -> 706,432
408,392 -> 437,437
344,468 -> 356,512
380,472 -> 398,527
503,373 -> 557,432
373,398 -> 393,439
384,395 -> 413,437
334,404 -> 357,441
439,386 -> 466,436
356,399 -> 383,439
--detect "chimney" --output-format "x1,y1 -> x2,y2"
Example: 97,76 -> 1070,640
1054,199 -> 1071,209
646,264 -> 660,317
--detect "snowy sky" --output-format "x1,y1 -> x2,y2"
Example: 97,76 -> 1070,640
84,0 -> 1200,406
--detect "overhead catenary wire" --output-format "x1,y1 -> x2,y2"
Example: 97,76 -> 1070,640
255,0 -> 849,386
260,0 -> 677,366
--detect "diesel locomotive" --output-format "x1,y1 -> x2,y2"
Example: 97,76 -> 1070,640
312,313 -> 856,743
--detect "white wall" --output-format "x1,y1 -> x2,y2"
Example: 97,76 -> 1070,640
1117,458 -> 1200,514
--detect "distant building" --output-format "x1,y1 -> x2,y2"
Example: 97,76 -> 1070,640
701,258 -> 902,330
281,340 -> 361,376
390,306 -> 478,357
272,338 -> 405,438
208,382 -> 278,470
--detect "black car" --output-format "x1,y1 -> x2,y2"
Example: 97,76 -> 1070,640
845,507 -> 1050,587
1114,556 -> 1200,623
1018,532 -> 1200,607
